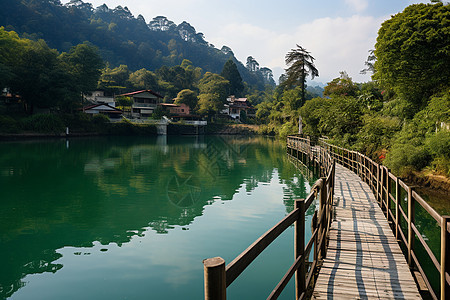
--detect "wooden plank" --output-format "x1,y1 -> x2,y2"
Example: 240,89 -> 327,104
313,164 -> 421,299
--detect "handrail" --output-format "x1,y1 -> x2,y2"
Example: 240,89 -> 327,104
317,137 -> 450,300
203,136 -> 335,300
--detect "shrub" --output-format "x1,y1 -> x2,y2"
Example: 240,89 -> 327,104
0,115 -> 19,133
384,143 -> 431,175
20,114 -> 65,133
425,131 -> 450,175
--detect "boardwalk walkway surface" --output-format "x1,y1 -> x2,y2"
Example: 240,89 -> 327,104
312,164 -> 421,299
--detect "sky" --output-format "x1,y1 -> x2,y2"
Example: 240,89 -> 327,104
63,0 -> 430,84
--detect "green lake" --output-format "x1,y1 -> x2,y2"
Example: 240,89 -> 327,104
0,136 -> 318,299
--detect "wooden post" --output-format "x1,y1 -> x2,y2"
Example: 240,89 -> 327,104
380,166 -> 384,207
320,178 -> 327,256
203,257 -> 226,300
375,164 -> 380,204
441,216 -> 450,300
395,178 -> 400,240
312,210 -> 318,260
386,169 -> 391,221
295,199 -> 306,299
407,187 -> 415,268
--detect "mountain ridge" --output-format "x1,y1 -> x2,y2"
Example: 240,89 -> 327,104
0,0 -> 275,89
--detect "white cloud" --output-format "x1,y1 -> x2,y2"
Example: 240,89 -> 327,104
344,0 -> 369,13
211,14 -> 383,83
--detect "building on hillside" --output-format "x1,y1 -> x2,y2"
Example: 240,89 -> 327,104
221,96 -> 255,120
81,103 -> 123,121
159,102 -> 190,116
84,90 -> 115,107
0,88 -> 20,105
118,90 -> 164,119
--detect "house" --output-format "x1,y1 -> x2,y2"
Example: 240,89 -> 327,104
222,96 -> 256,120
118,90 -> 163,119
159,102 -> 190,115
81,103 -> 123,120
84,90 -> 115,107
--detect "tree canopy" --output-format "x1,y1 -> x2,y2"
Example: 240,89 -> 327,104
0,0 -> 274,92
373,3 -> 450,109
220,58 -> 244,97
1,27 -> 104,112
284,45 -> 319,105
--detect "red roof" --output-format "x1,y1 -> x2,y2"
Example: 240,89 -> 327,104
119,89 -> 163,98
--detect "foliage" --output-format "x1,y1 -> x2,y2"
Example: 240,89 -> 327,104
0,0 -> 271,92
20,114 -> 65,133
174,89 -> 198,111
220,58 -> 244,97
323,71 -> 358,97
373,3 -> 450,110
298,97 -> 330,136
151,105 -> 166,119
426,131 -> 450,175
0,115 -> 19,133
0,27 -> 104,113
115,96 -> 133,108
128,68 -> 158,90
384,91 -> 450,175
59,42 -> 104,95
355,114 -> 401,157
284,45 -> 319,104
197,72 -> 230,117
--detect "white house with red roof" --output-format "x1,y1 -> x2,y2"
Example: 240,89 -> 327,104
222,96 -> 255,120
118,90 -> 164,119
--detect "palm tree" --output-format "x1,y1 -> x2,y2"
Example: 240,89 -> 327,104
284,45 -> 319,105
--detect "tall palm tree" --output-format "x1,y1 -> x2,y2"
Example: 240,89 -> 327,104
285,45 -> 319,105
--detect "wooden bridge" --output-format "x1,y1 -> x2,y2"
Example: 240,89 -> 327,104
313,163 -> 420,299
202,136 -> 449,299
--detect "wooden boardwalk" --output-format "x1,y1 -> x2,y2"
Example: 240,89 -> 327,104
312,164 -> 421,299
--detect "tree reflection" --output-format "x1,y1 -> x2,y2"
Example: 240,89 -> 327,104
0,135 -> 312,298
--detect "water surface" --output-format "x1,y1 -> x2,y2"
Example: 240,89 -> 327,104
0,136 -> 318,299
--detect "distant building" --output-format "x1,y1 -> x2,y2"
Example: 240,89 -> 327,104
81,103 -> 123,120
84,90 -> 115,107
0,88 -> 20,104
159,102 -> 190,116
118,90 -> 164,119
221,96 -> 255,120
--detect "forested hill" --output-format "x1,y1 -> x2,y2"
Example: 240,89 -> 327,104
0,0 -> 274,89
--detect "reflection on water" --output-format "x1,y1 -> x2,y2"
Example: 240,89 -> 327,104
0,136 -> 317,299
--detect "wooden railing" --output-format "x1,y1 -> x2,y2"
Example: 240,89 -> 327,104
318,138 -> 450,300
203,136 -> 335,300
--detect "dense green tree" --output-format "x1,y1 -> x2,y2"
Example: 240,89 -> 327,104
59,42 -> 104,105
98,65 -> 130,94
10,39 -> 64,112
284,45 -> 319,104
0,27 -> 23,89
128,68 -> 158,90
174,89 -> 198,112
373,3 -> 450,109
299,97 -> 330,136
323,71 -> 358,97
197,72 -> 230,117
220,58 -> 244,97
384,91 -> 450,174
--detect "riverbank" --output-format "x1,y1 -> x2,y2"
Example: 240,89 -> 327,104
0,123 -> 261,140
403,170 -> 450,215
404,170 -> 450,193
